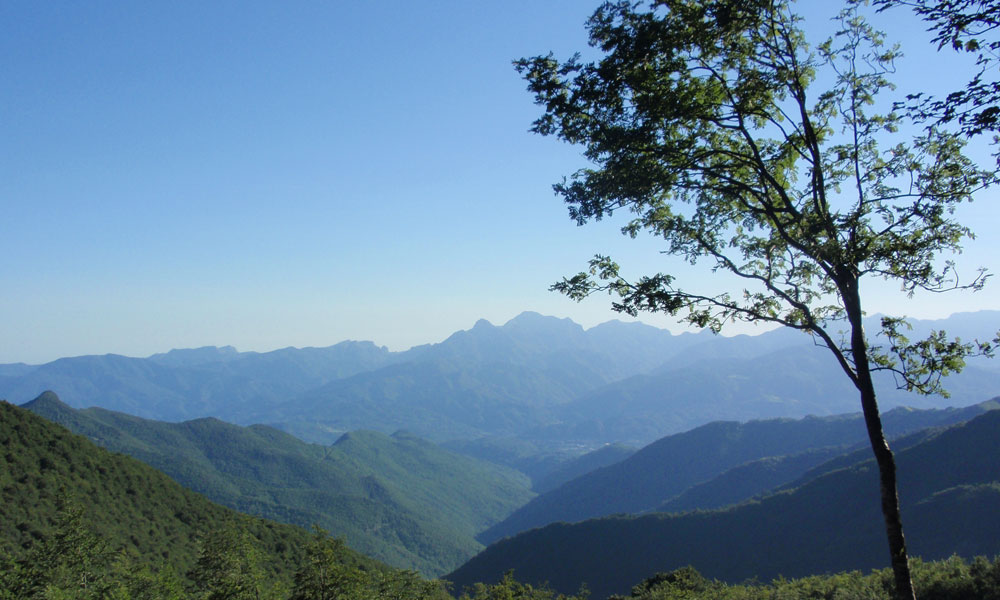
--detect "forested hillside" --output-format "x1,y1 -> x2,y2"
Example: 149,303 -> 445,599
0,400 -> 370,588
22,391 -> 533,576
480,402 -> 992,543
449,410 -> 1000,598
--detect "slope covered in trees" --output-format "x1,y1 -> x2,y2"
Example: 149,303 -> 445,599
449,410 -> 1000,598
21,391 -> 533,576
0,400 -> 378,589
480,402 -> 991,543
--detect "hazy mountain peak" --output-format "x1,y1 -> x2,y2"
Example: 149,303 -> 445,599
472,318 -> 495,330
148,345 -> 241,367
587,319 -> 667,333
503,311 -> 582,330
21,389 -> 66,409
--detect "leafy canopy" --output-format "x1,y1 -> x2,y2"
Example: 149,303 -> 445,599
517,0 -> 998,393
874,0 -> 1000,140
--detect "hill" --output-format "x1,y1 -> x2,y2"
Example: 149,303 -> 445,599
448,410 -> 1000,598
0,400 -> 376,589
22,391 -> 533,576
532,443 -> 636,494
479,402 -> 990,544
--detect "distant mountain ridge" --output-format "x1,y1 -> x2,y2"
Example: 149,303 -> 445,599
2,310 -> 998,446
22,391 -> 534,576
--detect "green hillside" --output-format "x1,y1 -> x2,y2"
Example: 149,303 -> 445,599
532,443 -> 636,494
448,410 -> 1000,598
0,400 -> 377,589
656,445 -> 847,512
480,402 -> 990,543
22,391 -> 534,576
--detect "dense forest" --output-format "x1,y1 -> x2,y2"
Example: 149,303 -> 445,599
21,391 -> 532,576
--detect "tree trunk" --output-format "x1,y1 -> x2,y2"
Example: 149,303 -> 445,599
844,289 -> 917,600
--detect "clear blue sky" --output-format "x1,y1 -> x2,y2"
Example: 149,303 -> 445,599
2,1 -> 997,364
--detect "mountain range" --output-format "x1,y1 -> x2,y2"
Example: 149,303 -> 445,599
448,407 -> 1000,598
3,311 -> 998,449
478,400 -> 994,544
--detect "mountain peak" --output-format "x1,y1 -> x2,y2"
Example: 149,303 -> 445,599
22,390 -> 66,409
503,311 -> 585,332
472,318 -> 494,330
20,390 -> 78,419
504,311 -> 558,325
147,345 -> 241,367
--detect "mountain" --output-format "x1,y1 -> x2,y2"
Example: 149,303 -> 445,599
439,436 -> 588,489
448,409 -> 1000,598
2,311 -> 997,447
655,446 -> 847,513
0,340 -> 396,422
550,340 -> 1000,444
532,443 -> 636,494
0,399 -> 378,588
22,391 -> 533,576
0,313 -> 693,442
479,402 -> 992,544
268,360 -> 571,443
147,344 -> 242,367
267,313 -> 703,444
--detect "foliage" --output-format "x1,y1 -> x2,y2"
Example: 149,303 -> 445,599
189,523 -> 277,600
0,494 -> 190,600
519,0 -> 996,390
517,1 -> 999,597
0,505 -> 448,600
290,535 -> 448,600
608,558 -> 1000,600
22,392 -> 534,576
0,401 -> 379,588
451,560 -> 1000,600
873,0 -> 1000,141
0,402 -> 451,600
197,530 -> 450,600
458,571 -> 586,600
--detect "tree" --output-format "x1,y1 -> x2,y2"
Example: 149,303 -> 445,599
515,1 -> 999,599
190,522 -> 274,600
290,528 -> 367,600
4,494 -> 119,599
458,571 -> 584,600
290,527 -> 447,600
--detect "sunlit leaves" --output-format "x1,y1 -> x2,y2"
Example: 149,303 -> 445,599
522,0 -> 995,395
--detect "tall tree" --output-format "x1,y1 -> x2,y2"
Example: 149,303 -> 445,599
290,529 -> 366,600
515,1 -> 999,599
190,523 -> 274,600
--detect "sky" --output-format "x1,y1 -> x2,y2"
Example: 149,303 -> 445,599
2,1 -> 998,365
